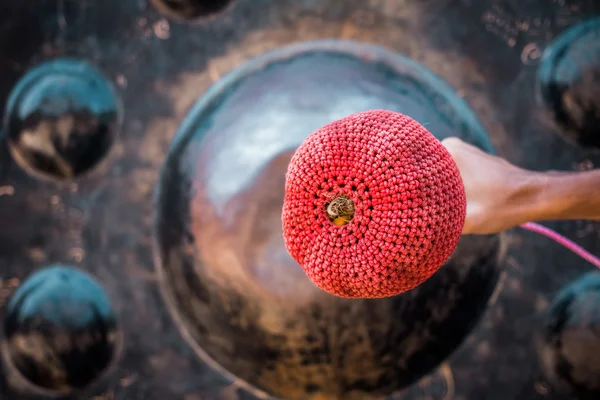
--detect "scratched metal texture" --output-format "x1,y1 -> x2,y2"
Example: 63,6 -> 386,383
0,0 -> 599,399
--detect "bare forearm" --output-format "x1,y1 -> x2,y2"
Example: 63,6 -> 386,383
522,169 -> 600,223
441,137 -> 600,234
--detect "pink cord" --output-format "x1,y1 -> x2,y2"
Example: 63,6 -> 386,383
519,222 -> 600,269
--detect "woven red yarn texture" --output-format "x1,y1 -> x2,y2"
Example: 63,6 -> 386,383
282,110 -> 466,299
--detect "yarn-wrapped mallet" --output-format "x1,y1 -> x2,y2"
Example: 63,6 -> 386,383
282,109 -> 466,299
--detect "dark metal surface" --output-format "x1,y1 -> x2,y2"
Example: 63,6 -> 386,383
149,0 -> 234,21
534,272 -> 600,400
4,58 -> 122,181
155,40 -> 502,400
2,265 -> 122,399
537,18 -> 600,149
0,0 -> 599,399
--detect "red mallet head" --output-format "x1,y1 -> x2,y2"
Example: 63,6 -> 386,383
282,110 -> 466,299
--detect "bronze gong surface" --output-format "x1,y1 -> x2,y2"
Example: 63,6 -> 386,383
155,40 -> 504,400
1,1 -> 599,399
